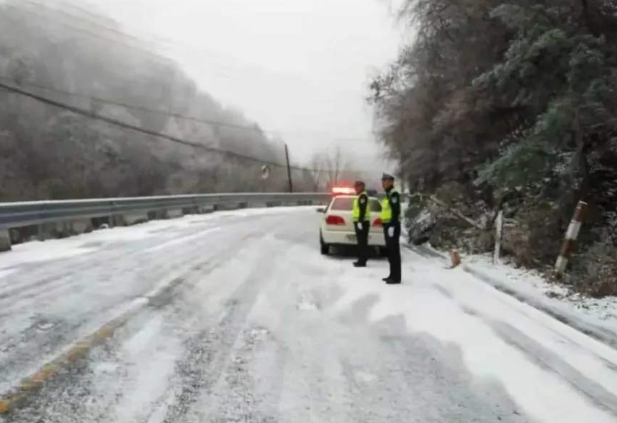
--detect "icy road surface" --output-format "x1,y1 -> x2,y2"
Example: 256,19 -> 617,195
1,208 -> 617,423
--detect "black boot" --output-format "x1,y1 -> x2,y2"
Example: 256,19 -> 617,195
353,261 -> 367,268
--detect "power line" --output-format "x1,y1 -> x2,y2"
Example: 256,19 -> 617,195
4,2 -> 377,143
13,0 -> 371,119
0,79 -> 372,175
0,77 -> 276,136
10,0 -> 252,72
0,76 -> 376,143
2,2 -> 172,65
21,0 -> 149,45
32,0 -> 293,72
0,80 -> 289,169
12,0 -> 258,85
43,0 -> 243,66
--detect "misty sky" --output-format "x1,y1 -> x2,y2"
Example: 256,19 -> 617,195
82,0 -> 404,170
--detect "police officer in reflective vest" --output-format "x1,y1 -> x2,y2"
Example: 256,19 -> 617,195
352,180 -> 371,267
381,173 -> 401,284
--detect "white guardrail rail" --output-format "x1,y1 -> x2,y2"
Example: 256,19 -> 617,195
0,193 -> 332,251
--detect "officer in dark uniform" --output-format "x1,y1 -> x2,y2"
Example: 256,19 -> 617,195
380,173 -> 401,284
352,180 -> 371,267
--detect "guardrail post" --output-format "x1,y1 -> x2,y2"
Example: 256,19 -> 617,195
192,198 -> 201,215
37,224 -> 46,242
167,208 -> 184,219
112,215 -> 126,227
0,230 -> 11,252
71,218 -> 94,234
122,213 -> 149,226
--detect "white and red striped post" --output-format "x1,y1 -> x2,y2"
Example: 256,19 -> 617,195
493,210 -> 504,265
555,201 -> 588,277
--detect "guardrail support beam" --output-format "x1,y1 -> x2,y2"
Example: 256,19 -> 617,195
197,205 -> 215,214
112,215 -> 127,227
167,209 -> 184,219
70,219 -> 94,235
0,230 -> 10,252
122,213 -> 149,226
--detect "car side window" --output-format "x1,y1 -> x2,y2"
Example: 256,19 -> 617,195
369,199 -> 382,212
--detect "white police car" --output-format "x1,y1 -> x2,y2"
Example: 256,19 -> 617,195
318,187 -> 386,255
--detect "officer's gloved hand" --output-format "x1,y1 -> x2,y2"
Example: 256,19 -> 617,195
356,222 -> 363,230
388,226 -> 395,238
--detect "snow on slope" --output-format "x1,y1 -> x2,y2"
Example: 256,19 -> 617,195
467,254 -> 617,323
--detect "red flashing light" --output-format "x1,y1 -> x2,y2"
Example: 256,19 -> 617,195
373,218 -> 383,227
326,215 -> 346,225
331,187 -> 355,195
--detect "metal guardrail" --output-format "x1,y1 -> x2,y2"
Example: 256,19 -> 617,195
0,193 -> 331,230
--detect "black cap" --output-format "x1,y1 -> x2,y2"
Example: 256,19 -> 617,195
381,173 -> 395,181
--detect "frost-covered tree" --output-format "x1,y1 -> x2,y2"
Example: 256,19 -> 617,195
371,0 -> 617,287
0,1 -> 287,200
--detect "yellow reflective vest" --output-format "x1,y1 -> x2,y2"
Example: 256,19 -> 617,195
352,192 -> 371,222
381,190 -> 399,223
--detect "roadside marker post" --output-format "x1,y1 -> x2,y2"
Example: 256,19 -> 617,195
555,201 -> 588,277
493,210 -> 504,264
450,249 -> 461,268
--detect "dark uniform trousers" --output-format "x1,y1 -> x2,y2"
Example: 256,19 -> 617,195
383,222 -> 401,282
354,221 -> 370,264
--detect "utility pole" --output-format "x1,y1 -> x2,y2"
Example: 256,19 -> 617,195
284,143 -> 294,193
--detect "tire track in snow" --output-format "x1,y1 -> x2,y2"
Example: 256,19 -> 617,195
0,211 -> 276,306
0,230 -> 269,421
0,222 -> 225,309
0,227 -> 251,395
0,215 -> 278,351
160,238 -> 280,423
431,281 -> 617,419
486,319 -> 617,417
410,244 -> 617,351
0,222 -> 212,292
463,265 -> 617,350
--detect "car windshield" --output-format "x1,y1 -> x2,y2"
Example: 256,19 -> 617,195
330,198 -> 382,212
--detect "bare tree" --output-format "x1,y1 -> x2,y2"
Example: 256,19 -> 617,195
325,146 -> 348,187
308,146 -> 355,190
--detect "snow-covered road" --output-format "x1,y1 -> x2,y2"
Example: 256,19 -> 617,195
1,208 -> 617,423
